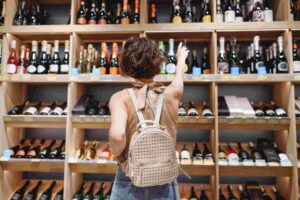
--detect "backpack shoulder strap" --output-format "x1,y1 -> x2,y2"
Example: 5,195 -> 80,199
154,93 -> 164,125
127,89 -> 146,127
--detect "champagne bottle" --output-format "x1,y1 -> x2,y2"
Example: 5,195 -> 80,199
29,4 -> 38,25
38,140 -> 56,159
180,185 -> 189,200
178,102 -> 187,116
132,0 -> 140,24
226,143 -> 239,161
293,40 -> 300,73
172,1 -> 182,24
110,43 -> 119,74
227,185 -> 238,200
228,37 -> 239,74
49,40 -> 60,74
17,45 -> 26,75
37,40 -> 48,74
49,140 -> 65,159
83,182 -> 95,200
238,142 -> 250,161
202,47 -> 210,74
14,0 -> 25,25
276,36 -> 289,73
149,3 -> 158,23
27,41 -> 38,74
239,185 -> 250,200
184,0 -> 192,23
189,186 -> 197,200
187,101 -> 198,116
253,36 -> 264,73
77,1 -> 87,24
93,182 -> 105,200
26,139 -> 45,158
224,0 -> 235,22
24,180 -> 42,200
72,182 -> 85,200
60,40 -> 69,74
115,3 -> 121,24
121,0 -> 130,24
99,43 -> 108,75
201,0 -> 211,23
235,0 -> 243,22
272,187 -> 285,200
39,181 -> 56,200
98,2 -> 107,24
166,39 -> 176,74
10,180 -> 30,200
54,188 -> 63,200
86,141 -> 99,160
217,37 -> 228,74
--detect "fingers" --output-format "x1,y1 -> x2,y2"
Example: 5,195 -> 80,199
177,42 -> 182,52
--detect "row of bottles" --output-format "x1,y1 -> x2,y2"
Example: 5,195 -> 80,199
14,0 -> 49,25
7,139 -> 65,160
76,141 -> 114,161
77,0 -> 139,25
8,101 -> 68,116
178,101 -> 213,117
7,40 -> 69,74
72,95 -> 110,115
177,143 -> 213,165
72,182 -> 112,200
180,185 -> 210,200
291,0 -> 300,21
217,35 -> 289,74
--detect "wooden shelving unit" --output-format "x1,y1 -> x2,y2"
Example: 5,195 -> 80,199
0,0 -> 299,199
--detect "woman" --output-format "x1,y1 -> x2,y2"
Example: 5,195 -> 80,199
109,37 -> 189,200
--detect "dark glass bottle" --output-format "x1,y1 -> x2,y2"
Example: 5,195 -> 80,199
93,182 -> 105,200
263,102 -> 277,117
184,0 -> 192,23
104,183 -> 113,200
121,0 -> 130,24
224,0 -> 235,22
276,36 -> 289,73
72,182 -> 85,200
270,101 -> 288,117
293,39 -> 300,73
238,142 -> 250,161
54,188 -> 63,200
249,142 -> 263,160
85,101 -> 99,115
227,185 -> 238,200
49,40 -> 60,74
132,0 -> 140,24
39,181 -> 56,200
253,36 -> 264,73
192,142 -> 202,162
187,101 -> 198,116
49,140 -> 65,159
26,139 -> 45,159
191,50 -> 200,75
37,40 -> 49,74
149,3 -> 158,23
239,185 -> 250,200
10,138 -> 26,158
10,180 -> 30,200
83,182 -> 95,200
15,139 -> 35,158
29,4 -> 38,25
201,0 -> 211,23
60,40 -> 70,74
219,187 -> 227,200
88,3 -> 97,24
228,37 -> 239,74
272,187 -> 285,200
115,3 -> 121,24
261,186 -> 272,200
171,1 -> 182,24
38,140 -> 56,159
99,101 -> 110,115
199,187 -> 209,200
24,180 -> 42,200
8,100 -> 29,115
51,102 -> 67,116
202,47 -> 210,74
98,2 -> 107,24
203,143 -> 213,160
27,40 -> 38,74
235,0 -> 243,22
14,0 -> 25,25
77,1 -> 87,24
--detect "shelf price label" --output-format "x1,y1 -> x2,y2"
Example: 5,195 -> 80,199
221,75 -> 230,81
257,67 -> 267,80
0,75 -> 8,81
70,68 -> 79,81
3,116 -> 12,121
22,74 -> 31,81
230,67 -> 240,76
47,74 -> 57,81
11,74 -> 20,81
24,117 -> 33,122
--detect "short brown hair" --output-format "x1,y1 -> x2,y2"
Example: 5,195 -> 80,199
120,37 -> 165,79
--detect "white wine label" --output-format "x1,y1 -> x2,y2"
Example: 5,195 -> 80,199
227,153 -> 239,161
202,108 -> 212,116
278,62 -> 288,72
266,109 -> 276,115
40,107 -> 51,114
49,64 -> 59,73
190,198 -> 197,200
253,10 -> 265,22
255,109 -> 264,115
37,65 -> 46,73
53,107 -> 63,115
264,10 -> 273,22
25,107 -> 38,115
275,108 -> 286,115
178,107 -> 187,116
187,108 -> 198,116
235,16 -> 243,22
218,62 -> 228,73
7,64 -> 17,74
60,64 -> 69,73
255,62 -> 264,71
165,63 -> 176,74
224,10 -> 235,22
27,65 -> 37,73
181,150 -> 190,160
294,61 -> 300,72
215,14 -> 223,22
279,153 -> 289,161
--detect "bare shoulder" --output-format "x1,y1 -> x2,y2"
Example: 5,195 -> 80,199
109,90 -> 129,108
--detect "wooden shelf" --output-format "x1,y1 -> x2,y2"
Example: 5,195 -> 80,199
3,115 -> 67,128
0,158 -> 65,172
219,116 -> 290,131
219,165 -> 293,177
0,74 -> 70,83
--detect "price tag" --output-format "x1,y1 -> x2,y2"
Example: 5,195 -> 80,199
22,74 -> 31,81
47,74 -> 57,81
242,159 -> 255,166
257,66 -> 267,75
230,67 -> 240,76
221,75 -> 230,81
11,74 -> 20,81
97,159 -> 108,164
218,160 -> 228,166
192,76 -> 202,81
192,160 -> 204,165
192,68 -> 202,77
92,68 -> 100,76
30,159 -> 41,162
71,68 -> 79,77
255,159 -> 267,166
280,160 -> 292,166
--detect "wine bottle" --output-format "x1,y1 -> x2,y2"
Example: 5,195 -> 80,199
192,142 -> 203,162
88,3 -> 97,24
192,6 -> 197,22
215,0 -> 223,22
59,142 -> 65,160
272,187 -> 285,200
51,101 -> 67,115
293,40 -> 300,73
149,3 -> 158,23
261,186 -> 272,200
249,142 -> 263,160
99,143 -> 112,160
252,102 -> 265,117
26,139 -> 45,158
60,40 -> 69,74
115,3 -> 121,24
252,0 -> 265,22
202,47 -> 210,74
26,40 -> 38,74
272,43 -> 278,73
7,40 -> 18,74
239,185 -> 250,200
24,180 -> 42,200
253,36 -> 264,73
86,141 -> 99,160
29,4 -> 38,25
46,44 -> 52,67
76,46 -> 85,74
86,44 -> 93,73
72,182 -> 85,200
77,1 -> 87,24
93,182 -> 105,200
49,140 -> 65,159
180,186 -> 189,200
219,146 -> 227,161
227,185 -> 238,200
201,0 -> 211,23
180,144 -> 191,164
191,50 -> 200,75
273,143 -> 289,161
24,102 -> 41,115
276,36 -> 289,73
99,101 -> 110,115
264,0 -> 273,22
203,143 -> 213,160
39,181 -> 56,200
0,0 -> 6,25
172,1 -> 182,24
263,102 -> 277,117
83,182 -> 95,200
14,0 -> 25,25
183,0 -> 192,23
187,101 -> 198,116
121,0 -> 130,24
226,143 -> 239,161
166,38 -> 176,74
132,0 -> 140,24
199,187 -> 209,200
296,108 -> 300,118
10,138 -> 26,158
10,180 -> 30,200
188,186 -> 197,200
228,37 -> 239,74
238,142 -> 250,161
37,40 -> 48,74
201,101 -> 213,116
99,43 -> 108,75
54,188 -> 63,200
98,2 -> 107,24
104,183 -> 113,200
217,37 -> 228,74
178,102 -> 187,116
38,140 -> 56,159
219,187 -> 227,200
110,43 -> 119,74
8,100 -> 29,115
224,0 -> 235,22
39,102 -> 55,115
49,40 -> 60,74
235,0 -> 243,22
270,101 -> 288,117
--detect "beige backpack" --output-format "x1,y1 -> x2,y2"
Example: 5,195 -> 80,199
124,88 -> 179,187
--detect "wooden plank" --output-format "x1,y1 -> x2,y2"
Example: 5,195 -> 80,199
219,166 -> 293,177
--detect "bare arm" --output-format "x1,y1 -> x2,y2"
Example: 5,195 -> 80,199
108,92 -> 128,157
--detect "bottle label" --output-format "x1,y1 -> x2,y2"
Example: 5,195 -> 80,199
172,16 -> 182,24
88,19 -> 97,24
192,67 -> 201,76
264,10 -> 273,22
279,153 -> 289,161
40,106 -> 51,114
219,152 -> 227,159
11,193 -> 22,200
178,107 -> 187,116
275,108 -> 286,116
181,150 -> 190,159
37,65 -> 46,73
187,108 -> 198,116
166,63 -> 176,74
40,194 -> 48,200
99,151 -> 110,159
49,64 -> 59,73
278,62 -> 288,72
63,107 -> 68,115
202,108 -> 213,116
293,61 -> 300,72
255,109 -> 264,115
235,16 -> 243,22
25,107 -> 38,115
193,153 -> 203,160
109,67 -> 119,75
255,61 -> 264,71
190,198 -> 197,200
266,109 -> 276,115
217,62 -> 228,73
27,65 -> 37,74
202,15 -> 211,23
53,107 -> 63,115
7,64 -> 17,74
227,153 -> 239,161
100,67 -> 106,75
121,18 -> 130,25
60,64 -> 69,73
215,14 -> 223,22
224,10 -> 235,22
77,18 -> 87,24
253,10 -> 265,22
